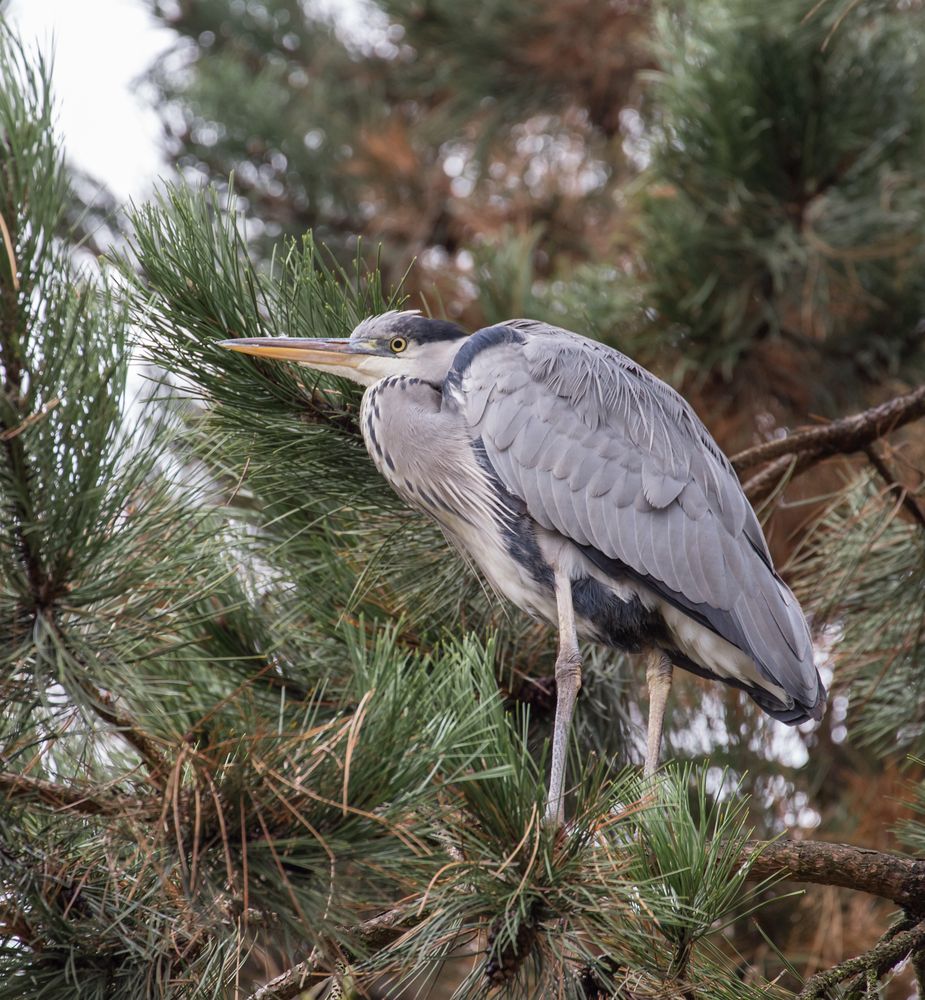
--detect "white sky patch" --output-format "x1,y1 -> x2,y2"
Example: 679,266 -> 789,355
7,0 -> 175,202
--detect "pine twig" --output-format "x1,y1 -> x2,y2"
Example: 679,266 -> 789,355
71,677 -> 168,784
247,948 -> 323,1000
731,383 -> 925,473
862,443 -> 925,529
36,615 -> 169,784
741,840 -> 925,909
0,395 -> 59,440
0,768 -> 152,817
912,944 -> 925,997
797,917 -> 925,998
246,904 -> 413,1000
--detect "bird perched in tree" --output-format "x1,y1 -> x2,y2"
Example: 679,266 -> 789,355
221,312 -> 826,825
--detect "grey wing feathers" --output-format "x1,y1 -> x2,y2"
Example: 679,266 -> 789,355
449,319 -> 822,717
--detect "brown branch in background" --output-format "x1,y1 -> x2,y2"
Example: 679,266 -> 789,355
742,840 -> 925,910
0,768 -> 153,817
733,383 -> 925,503
741,453 -> 803,504
731,383 -> 925,473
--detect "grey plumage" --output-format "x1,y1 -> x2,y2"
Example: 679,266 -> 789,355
443,319 -> 821,718
221,310 -> 826,822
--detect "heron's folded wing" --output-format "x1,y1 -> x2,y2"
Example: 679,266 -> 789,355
449,321 -> 817,709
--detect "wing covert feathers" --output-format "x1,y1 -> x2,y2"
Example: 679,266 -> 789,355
447,320 -> 824,721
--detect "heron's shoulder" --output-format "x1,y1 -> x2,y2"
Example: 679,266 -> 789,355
447,317 -> 666,398
442,319 -> 599,401
446,319 -> 729,467
443,323 -> 528,393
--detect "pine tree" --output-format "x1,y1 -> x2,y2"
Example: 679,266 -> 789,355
2,0 -> 925,997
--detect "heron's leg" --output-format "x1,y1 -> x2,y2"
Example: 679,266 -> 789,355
644,651 -> 673,779
544,568 -> 582,827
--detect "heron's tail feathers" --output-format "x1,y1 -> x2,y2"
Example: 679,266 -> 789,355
668,647 -> 827,726
749,673 -> 827,725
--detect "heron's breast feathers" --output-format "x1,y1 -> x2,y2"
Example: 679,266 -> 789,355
360,375 -> 516,531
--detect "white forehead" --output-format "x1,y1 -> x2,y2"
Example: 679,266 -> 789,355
350,309 -> 422,340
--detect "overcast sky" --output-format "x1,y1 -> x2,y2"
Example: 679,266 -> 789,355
7,0 -> 174,202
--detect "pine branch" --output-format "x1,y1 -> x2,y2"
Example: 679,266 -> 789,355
38,610 -> 169,784
0,768 -> 153,817
742,840 -> 925,910
74,679 -> 168,783
731,384 -> 925,502
246,904 -> 411,1000
251,836 -> 925,1000
796,916 -> 925,998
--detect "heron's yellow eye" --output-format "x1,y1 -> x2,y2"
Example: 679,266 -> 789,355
390,336 -> 408,354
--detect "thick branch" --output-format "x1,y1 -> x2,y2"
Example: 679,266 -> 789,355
743,840 -> 925,910
731,383 -> 925,474
0,768 -> 151,817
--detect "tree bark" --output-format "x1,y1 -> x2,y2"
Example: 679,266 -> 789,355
743,839 -> 925,911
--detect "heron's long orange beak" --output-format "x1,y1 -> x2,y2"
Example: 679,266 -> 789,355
219,337 -> 379,367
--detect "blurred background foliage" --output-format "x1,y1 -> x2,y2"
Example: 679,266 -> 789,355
1,0 -> 925,996
148,0 -> 925,402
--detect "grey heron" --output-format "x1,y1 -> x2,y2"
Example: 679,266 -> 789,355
221,312 -> 826,825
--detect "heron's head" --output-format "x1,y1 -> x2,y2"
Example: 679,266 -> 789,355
219,310 -> 469,388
